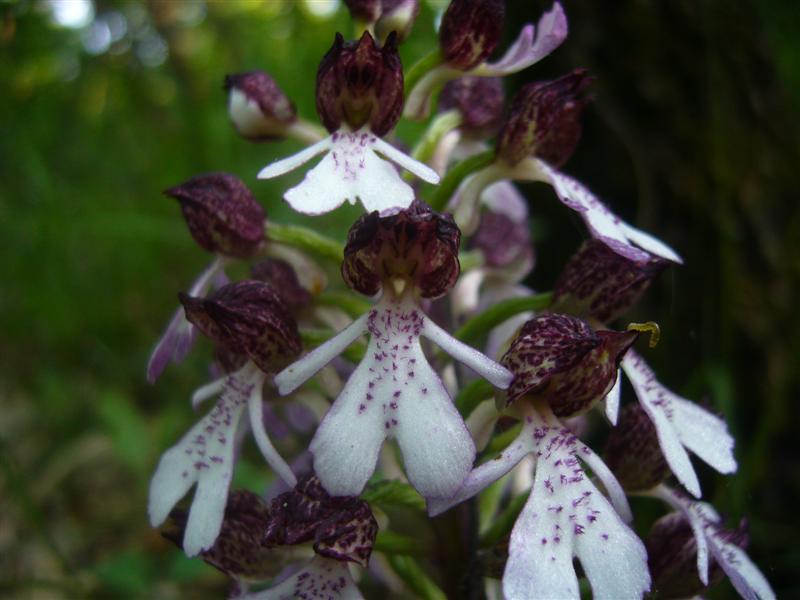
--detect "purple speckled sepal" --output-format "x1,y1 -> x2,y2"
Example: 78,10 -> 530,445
439,0 -> 505,70
165,173 -> 265,258
497,69 -> 593,167
342,201 -> 461,299
553,239 -> 670,322
181,280 -> 301,374
263,475 -> 378,567
501,313 -> 637,416
316,31 -> 403,136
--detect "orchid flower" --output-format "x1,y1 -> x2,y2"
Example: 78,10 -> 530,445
258,32 -> 439,215
274,203 -> 512,499
404,2 -> 568,120
148,281 -> 301,555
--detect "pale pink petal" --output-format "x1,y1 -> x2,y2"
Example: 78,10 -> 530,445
621,352 -> 702,497
246,556 -> 363,600
478,3 -> 568,77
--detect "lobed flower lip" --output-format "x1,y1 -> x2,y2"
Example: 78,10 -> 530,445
439,76 -> 505,136
439,0 -> 505,70
224,70 -> 297,141
497,68 -> 593,168
165,173 -> 265,259
341,201 -> 461,299
552,238 -> 670,322
180,280 -> 301,374
501,313 -> 638,415
316,31 -> 403,137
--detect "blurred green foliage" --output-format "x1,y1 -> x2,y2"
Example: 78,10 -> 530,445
0,0 -> 798,597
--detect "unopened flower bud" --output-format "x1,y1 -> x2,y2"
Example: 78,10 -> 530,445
316,31 -> 404,136
263,475 -> 378,567
251,258 -> 312,310
439,77 -> 504,136
501,313 -> 638,416
344,0 -> 381,23
342,201 -> 461,299
224,71 -> 297,141
552,239 -> 670,322
604,403 -> 670,492
497,69 -> 593,167
471,206 -> 532,269
375,0 -> 419,43
165,173 -> 265,258
646,512 -> 749,599
180,280 -> 301,373
439,0 -> 505,70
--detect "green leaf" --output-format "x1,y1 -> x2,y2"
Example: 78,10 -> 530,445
455,292 -> 553,345
96,391 -> 152,476
361,479 -> 426,512
374,530 -> 428,556
387,555 -> 447,600
455,379 -> 494,418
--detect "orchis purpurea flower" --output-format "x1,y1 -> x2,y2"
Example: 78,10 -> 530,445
149,281 -> 302,556
604,406 -> 774,599
274,203 -> 512,499
147,173 -> 265,383
646,487 -> 775,600
162,476 -> 377,598
258,32 -> 439,216
450,71 -> 685,265
404,1 -> 567,120
429,401 -> 649,600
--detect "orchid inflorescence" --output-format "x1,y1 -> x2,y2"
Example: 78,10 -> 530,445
145,2 -> 774,598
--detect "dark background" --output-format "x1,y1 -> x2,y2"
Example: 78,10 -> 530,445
1,0 -> 797,597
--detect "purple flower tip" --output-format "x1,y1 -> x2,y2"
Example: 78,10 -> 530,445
439,0 -> 505,70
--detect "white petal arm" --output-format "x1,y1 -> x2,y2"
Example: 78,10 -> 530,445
421,316 -> 513,389
191,375 -> 227,409
602,370 -> 621,425
275,313 -> 369,396
248,386 -> 297,487
371,136 -> 440,184
578,440 -> 633,523
257,136 -> 332,179
652,485 -> 710,585
427,422 -> 534,516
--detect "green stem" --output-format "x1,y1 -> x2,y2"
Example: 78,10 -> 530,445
479,490 -> 530,548
265,222 -> 343,263
387,555 -> 448,600
404,48 -> 444,97
410,109 -> 462,165
455,292 -> 553,345
427,150 -> 496,211
455,379 -> 494,418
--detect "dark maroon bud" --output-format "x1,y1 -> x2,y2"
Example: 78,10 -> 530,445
552,239 -> 670,323
180,280 -> 301,374
646,513 -> 749,599
165,173 -> 265,259
263,475 -> 378,567
375,0 -> 420,43
316,31 -> 404,136
500,313 -> 638,416
471,208 -> 532,269
342,200 -> 461,299
224,71 -> 297,141
439,0 -> 505,70
497,69 -> 594,167
212,344 -> 248,375
344,0 -> 381,23
603,403 -> 670,492
162,490 -> 292,581
251,258 -> 312,310
439,77 -> 504,136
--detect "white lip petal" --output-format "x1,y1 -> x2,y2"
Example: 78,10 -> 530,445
245,556 -> 364,600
